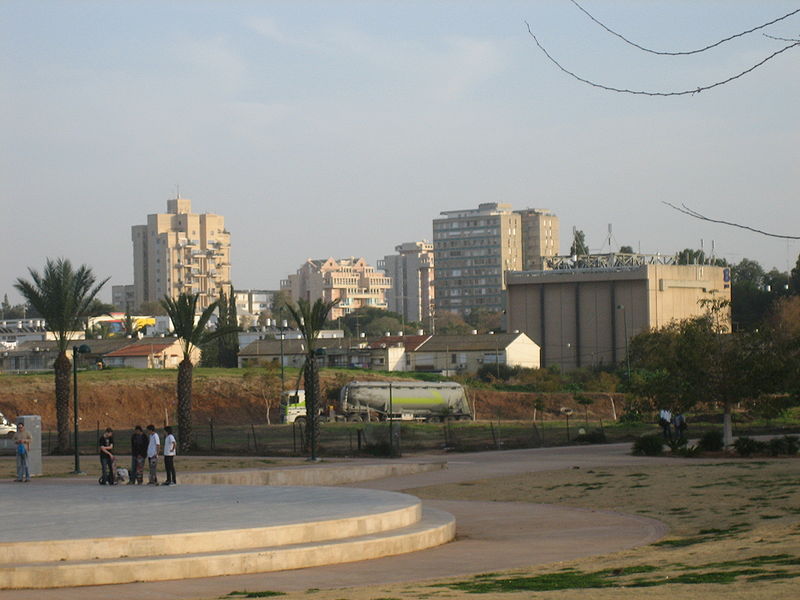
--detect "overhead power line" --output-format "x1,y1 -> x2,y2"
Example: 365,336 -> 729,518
663,203 -> 800,240
568,0 -> 800,56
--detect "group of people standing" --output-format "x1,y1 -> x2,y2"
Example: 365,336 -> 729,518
658,408 -> 688,441
99,424 -> 177,486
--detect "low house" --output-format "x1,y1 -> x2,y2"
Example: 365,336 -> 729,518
103,338 -> 196,369
409,332 -> 540,373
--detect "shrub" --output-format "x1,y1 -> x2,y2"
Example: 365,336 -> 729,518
767,435 -> 800,456
667,437 -> 688,453
674,444 -> 702,458
632,433 -> 664,456
574,429 -> 607,444
733,436 -> 767,457
698,429 -> 724,452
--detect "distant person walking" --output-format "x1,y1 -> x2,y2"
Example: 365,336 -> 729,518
673,413 -> 688,441
659,408 -> 673,441
146,424 -> 160,485
129,425 -> 148,485
14,422 -> 32,482
162,426 -> 177,486
99,427 -> 116,485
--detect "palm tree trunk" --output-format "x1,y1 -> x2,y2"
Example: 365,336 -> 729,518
304,353 -> 319,460
54,352 -> 71,453
177,357 -> 194,453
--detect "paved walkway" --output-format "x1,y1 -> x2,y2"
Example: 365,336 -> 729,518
1,443 -> 679,599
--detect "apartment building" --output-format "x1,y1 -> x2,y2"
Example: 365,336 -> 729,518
518,208 -> 560,270
379,241 -> 435,326
131,196 -> 231,311
111,285 -> 135,311
281,257 -> 392,320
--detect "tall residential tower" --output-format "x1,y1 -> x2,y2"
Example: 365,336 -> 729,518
131,197 -> 231,311
379,241 -> 435,326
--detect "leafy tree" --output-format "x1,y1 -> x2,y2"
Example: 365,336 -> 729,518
434,310 -> 472,335
339,307 -> 411,337
618,245 -> 634,254
731,258 -> 765,288
85,299 -> 115,317
570,229 -> 588,256
364,315 -> 404,337
465,308 -> 504,333
676,248 -> 727,267
215,289 -> 239,368
14,258 -> 108,452
286,298 -> 339,460
161,293 -> 239,452
269,290 -> 295,324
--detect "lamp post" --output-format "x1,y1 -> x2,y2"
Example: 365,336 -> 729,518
279,318 -> 287,394
72,344 -> 91,474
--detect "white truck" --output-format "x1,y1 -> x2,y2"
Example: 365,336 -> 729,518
281,381 -> 471,424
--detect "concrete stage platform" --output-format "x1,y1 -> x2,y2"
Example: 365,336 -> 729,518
0,484 -> 455,589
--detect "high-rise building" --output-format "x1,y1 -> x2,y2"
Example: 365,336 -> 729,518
379,241 -> 435,326
517,208 -> 560,270
131,197 -> 231,311
281,257 -> 392,320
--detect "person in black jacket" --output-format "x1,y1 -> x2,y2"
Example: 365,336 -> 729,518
99,428 -> 116,485
129,425 -> 149,485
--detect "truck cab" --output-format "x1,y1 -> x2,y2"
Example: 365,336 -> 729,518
281,390 -> 307,424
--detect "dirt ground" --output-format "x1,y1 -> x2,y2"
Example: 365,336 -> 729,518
226,459 -> 800,600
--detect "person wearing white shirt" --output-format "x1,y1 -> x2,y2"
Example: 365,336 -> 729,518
146,424 -> 161,485
163,426 -> 177,486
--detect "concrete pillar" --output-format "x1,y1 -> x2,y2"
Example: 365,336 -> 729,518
17,415 -> 42,477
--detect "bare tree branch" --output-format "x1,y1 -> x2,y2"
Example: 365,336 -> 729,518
524,20 -> 800,96
569,0 -> 800,56
663,202 -> 800,240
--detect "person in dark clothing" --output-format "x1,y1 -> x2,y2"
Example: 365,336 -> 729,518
99,428 -> 116,485
129,425 -> 149,485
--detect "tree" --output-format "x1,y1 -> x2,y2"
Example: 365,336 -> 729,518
14,258 -> 108,452
676,248 -> 727,267
161,293 -> 239,452
629,297 -> 783,446
619,245 -> 634,254
465,308 -> 504,333
286,298 -> 339,460
730,258 -> 770,331
434,310 -> 471,335
570,229 -> 588,256
790,253 -> 800,294
215,289 -> 239,368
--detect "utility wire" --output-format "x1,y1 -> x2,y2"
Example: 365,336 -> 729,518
569,0 -> 800,56
524,21 -> 800,96
663,202 -> 800,240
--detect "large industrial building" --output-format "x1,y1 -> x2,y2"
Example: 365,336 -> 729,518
506,254 -> 731,370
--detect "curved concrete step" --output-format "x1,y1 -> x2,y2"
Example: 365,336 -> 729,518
0,508 -> 455,589
0,502 -> 421,564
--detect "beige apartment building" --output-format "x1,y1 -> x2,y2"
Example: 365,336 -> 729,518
281,257 -> 392,320
131,197 -> 231,311
379,241 -> 435,326
506,256 -> 731,370
433,203 -> 559,315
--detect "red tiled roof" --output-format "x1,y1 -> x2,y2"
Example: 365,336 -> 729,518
105,342 -> 175,357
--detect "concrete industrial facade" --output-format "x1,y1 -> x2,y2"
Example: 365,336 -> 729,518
433,203 -> 559,315
131,197 -> 231,311
506,260 -> 731,370
379,241 -> 435,326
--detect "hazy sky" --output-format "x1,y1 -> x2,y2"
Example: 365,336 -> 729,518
2,1 -> 798,305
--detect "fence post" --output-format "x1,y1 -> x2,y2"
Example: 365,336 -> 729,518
251,423 -> 259,452
209,418 -> 215,451
357,429 -> 363,451
490,421 -> 499,449
292,421 -> 297,454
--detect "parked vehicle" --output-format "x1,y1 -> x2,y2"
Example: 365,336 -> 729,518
0,412 -> 17,437
281,381 -> 471,424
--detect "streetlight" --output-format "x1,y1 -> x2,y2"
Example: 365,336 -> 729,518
72,343 -> 91,474
616,304 -> 631,380
278,317 -> 288,394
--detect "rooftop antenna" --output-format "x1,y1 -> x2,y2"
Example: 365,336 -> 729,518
700,239 -> 704,264
176,184 -> 181,199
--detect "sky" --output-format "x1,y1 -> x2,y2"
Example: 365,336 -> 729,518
2,1 -> 798,305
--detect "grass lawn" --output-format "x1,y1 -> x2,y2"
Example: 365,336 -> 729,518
230,458 -> 799,600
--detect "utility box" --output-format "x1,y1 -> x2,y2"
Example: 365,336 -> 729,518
17,415 -> 42,477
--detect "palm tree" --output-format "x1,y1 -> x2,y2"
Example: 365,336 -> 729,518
286,298 -> 338,460
14,258 -> 109,452
161,292 -> 239,452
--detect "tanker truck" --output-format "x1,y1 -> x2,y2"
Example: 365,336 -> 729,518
281,381 -> 471,424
